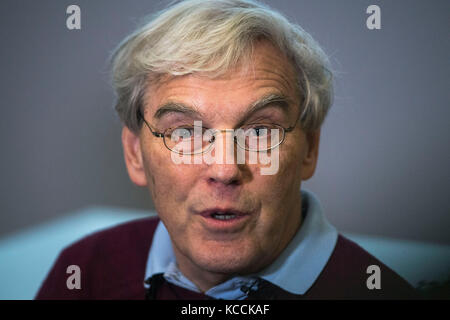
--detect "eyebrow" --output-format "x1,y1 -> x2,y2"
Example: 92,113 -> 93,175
152,93 -> 292,124
237,93 -> 292,126
153,102 -> 204,120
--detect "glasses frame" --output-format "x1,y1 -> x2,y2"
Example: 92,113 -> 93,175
138,110 -> 301,155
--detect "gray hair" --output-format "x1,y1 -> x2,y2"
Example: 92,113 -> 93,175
111,0 -> 333,133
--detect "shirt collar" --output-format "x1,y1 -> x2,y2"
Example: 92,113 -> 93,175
144,189 -> 338,298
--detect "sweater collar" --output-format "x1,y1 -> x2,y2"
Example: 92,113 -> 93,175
144,189 -> 338,298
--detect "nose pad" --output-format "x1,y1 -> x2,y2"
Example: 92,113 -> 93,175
205,129 -> 239,164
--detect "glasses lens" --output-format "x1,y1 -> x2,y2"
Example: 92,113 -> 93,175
236,124 -> 284,151
164,125 -> 209,154
164,124 -> 284,154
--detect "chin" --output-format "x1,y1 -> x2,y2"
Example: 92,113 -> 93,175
191,240 -> 262,275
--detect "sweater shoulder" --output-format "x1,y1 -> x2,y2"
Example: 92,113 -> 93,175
36,216 -> 159,299
61,216 -> 159,257
305,234 -> 421,299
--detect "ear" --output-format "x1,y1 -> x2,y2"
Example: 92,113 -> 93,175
122,126 -> 148,186
301,130 -> 321,180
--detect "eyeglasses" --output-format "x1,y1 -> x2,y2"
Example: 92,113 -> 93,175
138,112 -> 300,155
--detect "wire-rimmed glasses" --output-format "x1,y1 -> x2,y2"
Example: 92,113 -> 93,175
139,113 -> 299,155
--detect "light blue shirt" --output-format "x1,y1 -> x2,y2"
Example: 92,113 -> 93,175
144,189 -> 338,299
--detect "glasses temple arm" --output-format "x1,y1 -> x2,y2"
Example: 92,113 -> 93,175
138,111 -> 164,138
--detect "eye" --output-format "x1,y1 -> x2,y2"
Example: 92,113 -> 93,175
243,124 -> 272,137
168,125 -> 203,142
176,127 -> 194,138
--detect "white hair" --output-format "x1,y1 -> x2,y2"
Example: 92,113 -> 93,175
111,0 -> 333,133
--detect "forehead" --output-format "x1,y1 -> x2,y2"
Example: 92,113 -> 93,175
143,41 -> 299,118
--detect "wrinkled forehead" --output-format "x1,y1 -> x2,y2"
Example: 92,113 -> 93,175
142,41 -> 301,115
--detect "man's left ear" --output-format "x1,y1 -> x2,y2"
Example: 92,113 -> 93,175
301,130 -> 320,180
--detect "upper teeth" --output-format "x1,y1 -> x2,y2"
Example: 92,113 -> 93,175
212,213 -> 236,220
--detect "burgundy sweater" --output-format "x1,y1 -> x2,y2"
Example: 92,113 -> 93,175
35,217 -> 419,299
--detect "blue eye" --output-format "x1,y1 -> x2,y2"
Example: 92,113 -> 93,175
168,125 -> 205,142
246,125 -> 271,137
173,127 -> 192,138
254,127 -> 266,136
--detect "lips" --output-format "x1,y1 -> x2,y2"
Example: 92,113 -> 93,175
197,207 -> 252,231
199,208 -> 248,219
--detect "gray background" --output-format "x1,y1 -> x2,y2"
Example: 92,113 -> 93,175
1,0 -> 449,244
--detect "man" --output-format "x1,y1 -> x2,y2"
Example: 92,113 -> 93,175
36,0 -> 418,299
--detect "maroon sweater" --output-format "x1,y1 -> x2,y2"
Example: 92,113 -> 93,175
35,217 -> 419,300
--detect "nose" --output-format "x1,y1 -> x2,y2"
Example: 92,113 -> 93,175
206,129 -> 242,187
208,162 -> 242,186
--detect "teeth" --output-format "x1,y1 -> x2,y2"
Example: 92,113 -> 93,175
214,215 -> 236,220
212,213 -> 237,220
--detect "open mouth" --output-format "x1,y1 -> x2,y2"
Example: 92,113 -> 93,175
199,208 -> 248,221
210,212 -> 238,220
196,207 -> 253,232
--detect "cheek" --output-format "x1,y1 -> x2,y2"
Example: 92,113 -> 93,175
251,145 -> 304,238
256,143 -> 303,196
144,147 -> 200,208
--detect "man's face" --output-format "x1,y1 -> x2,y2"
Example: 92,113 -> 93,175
122,41 -> 320,288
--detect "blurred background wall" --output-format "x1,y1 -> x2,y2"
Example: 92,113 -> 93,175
0,0 -> 449,244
